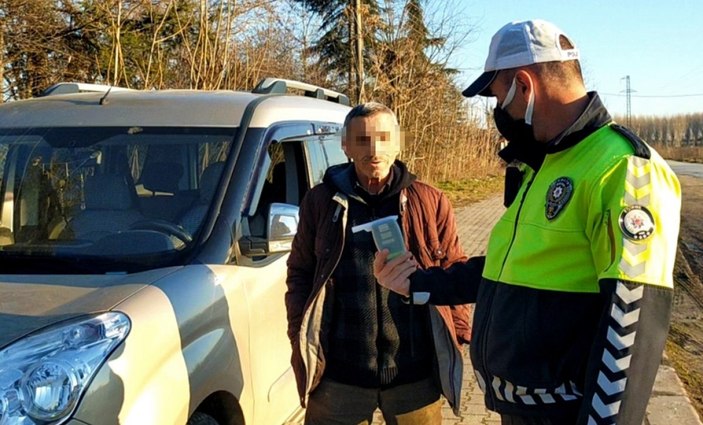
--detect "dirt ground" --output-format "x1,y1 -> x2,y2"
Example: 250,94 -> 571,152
666,174 -> 703,418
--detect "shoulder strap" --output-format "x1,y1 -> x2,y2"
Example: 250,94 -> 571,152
610,123 -> 651,159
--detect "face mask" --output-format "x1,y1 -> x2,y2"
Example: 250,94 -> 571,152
493,77 -> 536,144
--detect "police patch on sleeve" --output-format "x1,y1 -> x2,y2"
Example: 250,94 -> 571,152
619,205 -> 655,241
545,177 -> 573,220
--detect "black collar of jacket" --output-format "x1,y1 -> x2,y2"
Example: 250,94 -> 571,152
498,92 -> 612,171
323,160 -> 417,204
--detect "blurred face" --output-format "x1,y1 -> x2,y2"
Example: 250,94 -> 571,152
342,112 -> 401,185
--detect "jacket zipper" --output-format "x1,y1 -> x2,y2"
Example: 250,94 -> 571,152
328,195 -> 347,280
483,172 -> 536,407
605,209 -> 617,267
497,173 -> 536,281
304,194 -> 347,402
400,188 -> 459,409
479,287 -> 497,407
398,191 -> 415,357
447,317 -> 462,411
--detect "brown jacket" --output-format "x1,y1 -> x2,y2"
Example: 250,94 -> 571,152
285,162 -> 471,413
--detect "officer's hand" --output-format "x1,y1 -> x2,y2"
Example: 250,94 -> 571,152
373,250 -> 416,297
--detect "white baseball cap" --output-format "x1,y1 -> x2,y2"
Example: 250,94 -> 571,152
463,19 -> 580,97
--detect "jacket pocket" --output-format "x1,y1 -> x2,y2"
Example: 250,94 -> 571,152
314,235 -> 333,260
480,282 -> 601,388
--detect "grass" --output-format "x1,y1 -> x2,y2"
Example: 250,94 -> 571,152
658,146 -> 703,163
665,334 -> 703,418
435,175 -> 504,208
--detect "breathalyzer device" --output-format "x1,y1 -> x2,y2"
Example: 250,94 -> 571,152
351,215 -> 406,260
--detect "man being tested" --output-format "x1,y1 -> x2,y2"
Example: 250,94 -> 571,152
286,102 -> 472,424
374,19 -> 681,425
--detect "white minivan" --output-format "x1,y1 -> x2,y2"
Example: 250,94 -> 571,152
0,78 -> 350,425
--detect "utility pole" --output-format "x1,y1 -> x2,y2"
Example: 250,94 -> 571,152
348,6 -> 355,101
354,0 -> 365,103
1,10 -> 5,102
622,75 -> 632,127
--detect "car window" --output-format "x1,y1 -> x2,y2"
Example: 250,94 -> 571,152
0,127 -> 234,263
303,133 -> 345,187
249,141 -> 306,213
321,133 -> 347,167
241,132 -> 346,264
305,139 -> 326,186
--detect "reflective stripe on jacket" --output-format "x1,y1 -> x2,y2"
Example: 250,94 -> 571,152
471,123 -> 680,416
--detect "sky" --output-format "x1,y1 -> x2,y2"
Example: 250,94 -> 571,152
447,0 -> 703,118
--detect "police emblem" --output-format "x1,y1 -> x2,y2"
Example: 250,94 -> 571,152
619,205 -> 655,241
545,177 -> 573,220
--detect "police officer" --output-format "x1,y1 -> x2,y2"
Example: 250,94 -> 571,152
373,19 -> 681,425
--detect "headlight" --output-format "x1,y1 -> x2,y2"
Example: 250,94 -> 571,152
0,312 -> 130,424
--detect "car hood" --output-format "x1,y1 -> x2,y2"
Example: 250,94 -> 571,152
0,267 -> 181,348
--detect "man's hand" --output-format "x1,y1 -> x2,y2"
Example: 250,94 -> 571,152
373,250 -> 417,297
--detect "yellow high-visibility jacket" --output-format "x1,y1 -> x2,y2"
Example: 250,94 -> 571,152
410,94 -> 681,425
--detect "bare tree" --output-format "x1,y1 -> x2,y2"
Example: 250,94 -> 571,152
1,0 -> 94,98
0,0 -> 503,182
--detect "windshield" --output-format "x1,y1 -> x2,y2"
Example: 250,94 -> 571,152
0,126 -> 234,272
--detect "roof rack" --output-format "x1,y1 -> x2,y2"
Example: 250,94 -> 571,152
40,82 -> 131,97
252,78 -> 350,106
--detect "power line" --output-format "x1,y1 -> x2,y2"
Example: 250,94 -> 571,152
601,92 -> 703,98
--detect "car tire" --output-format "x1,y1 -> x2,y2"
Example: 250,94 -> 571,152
187,412 -> 219,425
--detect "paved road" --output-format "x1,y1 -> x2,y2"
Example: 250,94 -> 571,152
288,193 -> 702,425
670,160 -> 703,179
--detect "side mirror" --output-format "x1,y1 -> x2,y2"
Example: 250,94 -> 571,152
238,203 -> 299,257
267,203 -> 299,253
